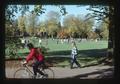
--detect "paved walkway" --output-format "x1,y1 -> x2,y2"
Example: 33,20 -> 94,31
6,65 -> 114,79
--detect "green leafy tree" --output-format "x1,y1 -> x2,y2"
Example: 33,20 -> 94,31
83,14 -> 95,38
97,20 -> 109,40
18,15 -> 26,35
87,5 -> 114,63
5,5 -> 67,59
25,12 -> 39,36
38,21 -> 47,38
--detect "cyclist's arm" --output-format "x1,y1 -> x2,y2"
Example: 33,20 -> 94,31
26,49 -> 35,63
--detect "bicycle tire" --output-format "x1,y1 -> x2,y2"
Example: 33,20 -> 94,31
42,68 -> 55,79
14,68 -> 32,78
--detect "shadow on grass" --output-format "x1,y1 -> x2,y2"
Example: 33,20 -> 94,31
45,57 -> 71,66
47,48 -> 107,57
17,48 -> 107,57
14,48 -> 108,67
66,67 -> 113,79
46,48 -> 107,66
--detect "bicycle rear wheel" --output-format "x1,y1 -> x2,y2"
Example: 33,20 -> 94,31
42,68 -> 55,79
14,68 -> 32,78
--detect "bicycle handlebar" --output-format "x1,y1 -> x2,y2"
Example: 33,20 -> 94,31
20,60 -> 27,66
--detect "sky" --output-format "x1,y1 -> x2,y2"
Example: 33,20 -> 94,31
38,5 -> 93,25
39,5 -> 91,19
14,5 -> 92,19
13,5 -> 96,26
40,5 -> 92,22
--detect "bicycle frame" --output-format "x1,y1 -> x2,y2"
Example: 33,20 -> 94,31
23,64 -> 34,76
14,61 -> 55,79
22,64 -> 47,78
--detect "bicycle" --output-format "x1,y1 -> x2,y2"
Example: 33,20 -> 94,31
14,60 -> 55,79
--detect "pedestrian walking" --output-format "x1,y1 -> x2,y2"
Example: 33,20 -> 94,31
70,42 -> 81,69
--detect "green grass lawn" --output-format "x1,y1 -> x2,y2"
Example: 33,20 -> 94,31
7,38 -> 108,67
17,38 -> 108,56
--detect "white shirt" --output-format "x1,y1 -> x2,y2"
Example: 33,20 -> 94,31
71,47 -> 77,59
39,39 -> 42,43
21,39 -> 25,43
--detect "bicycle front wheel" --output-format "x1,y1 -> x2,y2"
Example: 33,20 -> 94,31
42,68 -> 55,79
14,68 -> 32,78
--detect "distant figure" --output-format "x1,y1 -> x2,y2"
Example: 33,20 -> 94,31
25,39 -> 29,48
38,38 -> 42,46
70,42 -> 81,69
45,39 -> 48,46
57,38 -> 59,44
21,37 -> 26,48
95,39 -> 98,42
61,39 -> 63,44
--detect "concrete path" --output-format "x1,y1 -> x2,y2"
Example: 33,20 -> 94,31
5,65 -> 113,79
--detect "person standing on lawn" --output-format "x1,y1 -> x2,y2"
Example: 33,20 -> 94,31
21,37 -> 26,48
70,42 -> 81,69
38,38 -> 42,46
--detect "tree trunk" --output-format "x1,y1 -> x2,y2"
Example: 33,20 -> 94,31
99,6 -> 114,65
107,5 -> 114,60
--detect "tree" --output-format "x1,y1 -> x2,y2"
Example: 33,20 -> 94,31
57,28 -> 69,39
5,5 -> 67,37
46,11 -> 61,38
87,31 -> 99,39
38,21 -> 47,38
87,5 -> 114,63
63,14 -> 94,38
63,14 -> 79,38
5,5 -> 67,59
25,12 -> 39,36
5,5 -> 30,23
83,14 -> 95,39
18,15 -> 26,36
5,22 -> 14,37
94,28 -> 102,39
97,20 -> 109,40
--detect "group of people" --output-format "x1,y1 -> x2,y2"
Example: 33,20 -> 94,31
21,37 -> 29,48
23,40 -> 81,78
21,37 -> 43,48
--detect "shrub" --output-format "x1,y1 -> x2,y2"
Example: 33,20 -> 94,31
5,37 -> 21,59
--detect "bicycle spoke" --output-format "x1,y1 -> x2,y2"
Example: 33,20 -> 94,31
43,68 -> 55,79
14,68 -> 31,78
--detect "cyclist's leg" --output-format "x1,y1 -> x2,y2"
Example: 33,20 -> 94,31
42,61 -> 48,68
33,61 -> 44,76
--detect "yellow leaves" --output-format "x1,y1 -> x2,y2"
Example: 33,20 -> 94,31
40,27 -> 46,32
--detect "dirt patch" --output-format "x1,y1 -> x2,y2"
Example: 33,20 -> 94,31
5,60 -> 22,68
5,59 -> 54,68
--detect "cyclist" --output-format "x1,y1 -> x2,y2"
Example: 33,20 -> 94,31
23,43 -> 47,78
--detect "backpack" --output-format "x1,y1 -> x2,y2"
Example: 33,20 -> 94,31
36,48 -> 42,54
37,47 -> 46,54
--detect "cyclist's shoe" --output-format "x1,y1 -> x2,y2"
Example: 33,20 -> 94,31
77,65 -> 82,68
32,75 -> 37,79
70,66 -> 74,69
37,74 -> 43,78
43,74 -> 48,78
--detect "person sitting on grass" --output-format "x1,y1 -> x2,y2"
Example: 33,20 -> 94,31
23,43 -> 47,78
